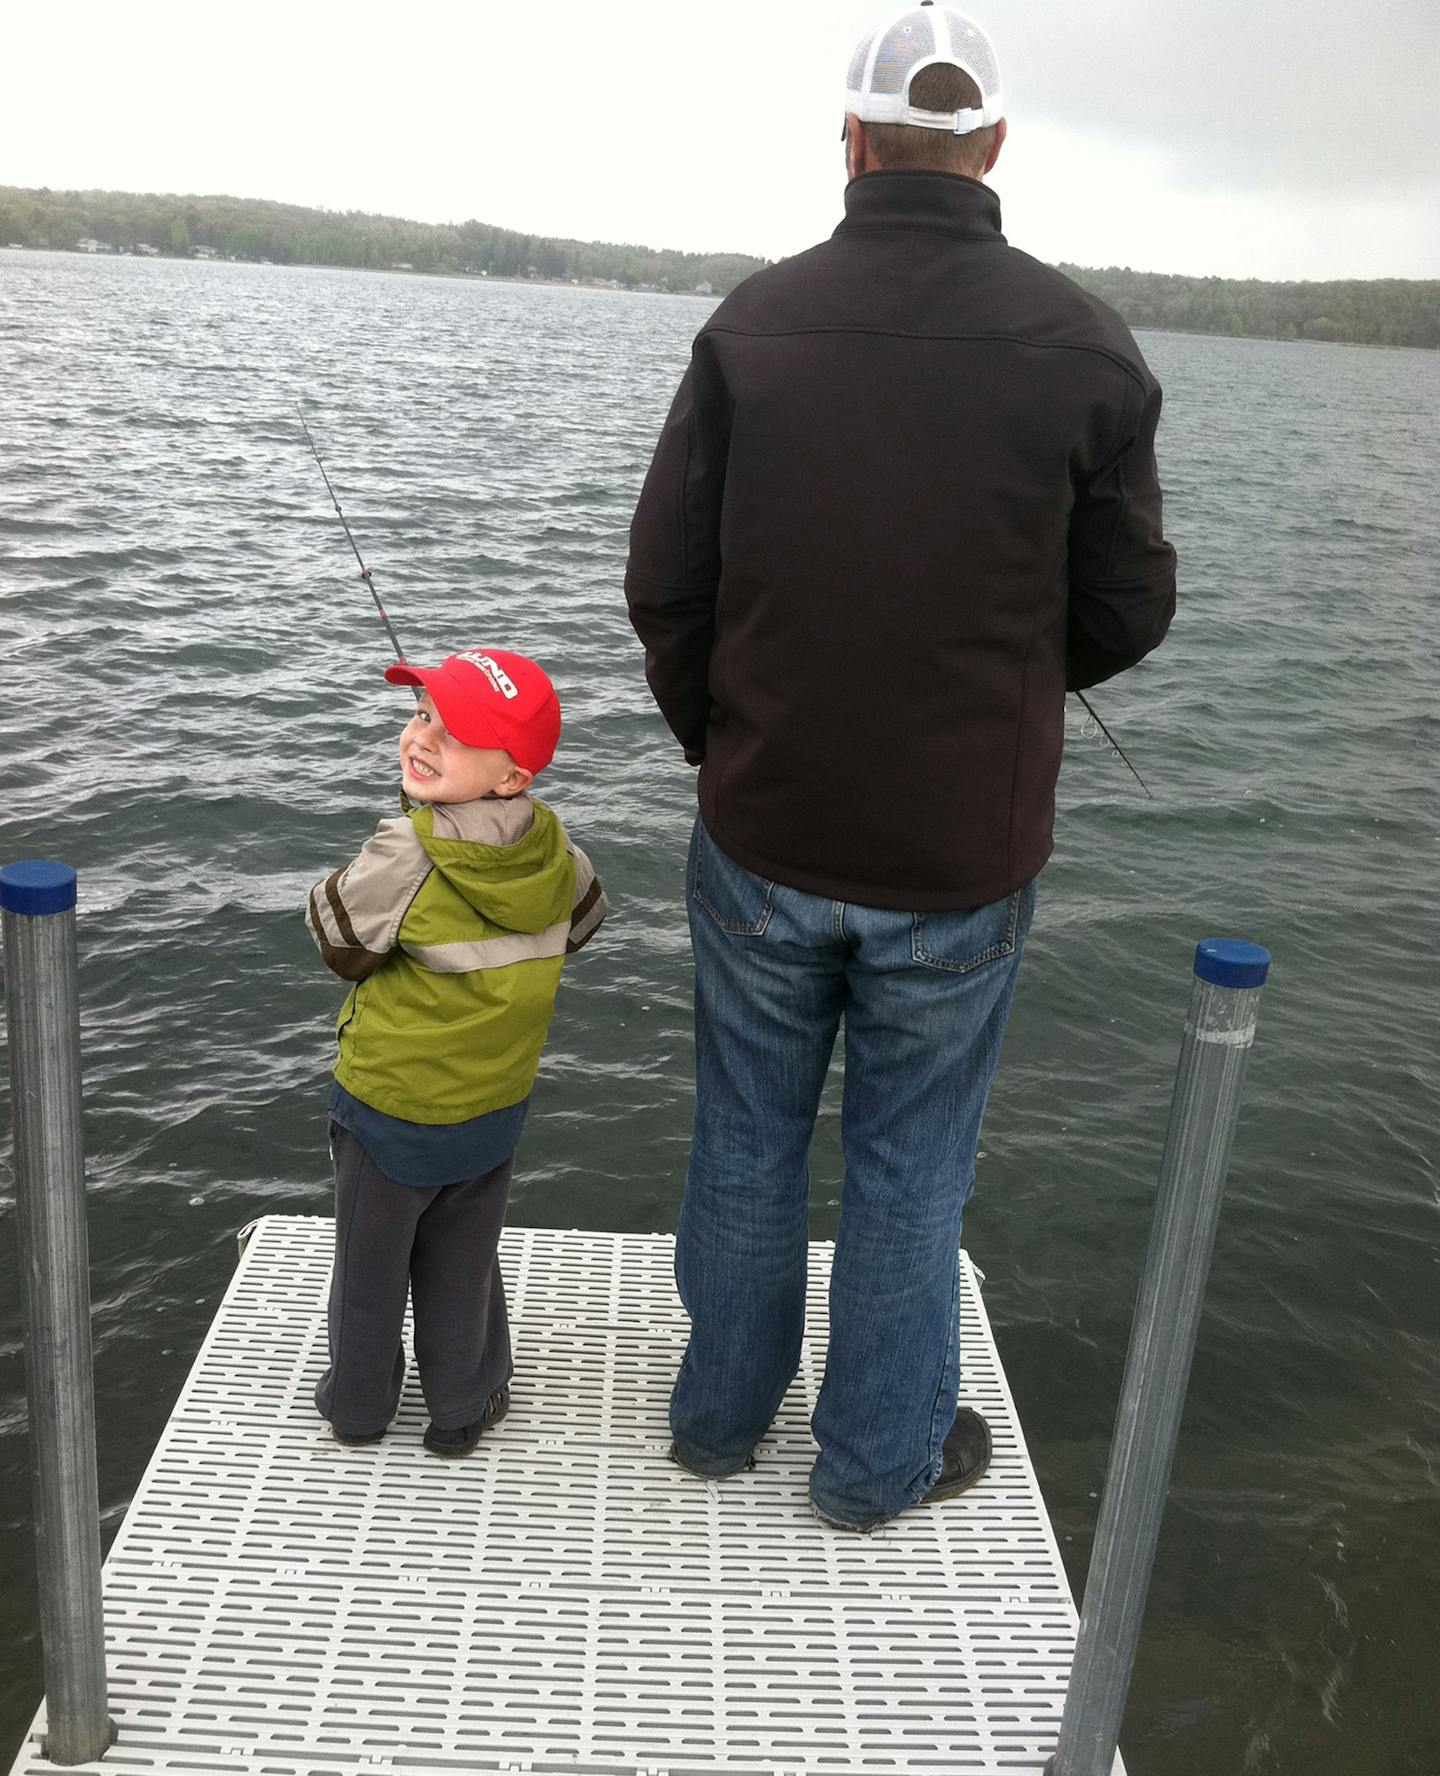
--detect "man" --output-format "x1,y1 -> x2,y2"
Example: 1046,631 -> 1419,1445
625,3 -> 1175,1531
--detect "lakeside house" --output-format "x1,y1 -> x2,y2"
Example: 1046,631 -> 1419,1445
135,243 -> 160,256
76,238 -> 114,253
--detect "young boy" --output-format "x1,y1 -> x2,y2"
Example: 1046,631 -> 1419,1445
305,647 -> 606,1455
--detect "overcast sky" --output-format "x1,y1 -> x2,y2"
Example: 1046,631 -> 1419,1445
3,0 -> 1437,281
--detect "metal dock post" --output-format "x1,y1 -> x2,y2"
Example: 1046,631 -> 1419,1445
1046,937 -> 1272,1776
2,861 -> 114,1766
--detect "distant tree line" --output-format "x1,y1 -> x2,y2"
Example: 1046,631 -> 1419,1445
3,186 -> 1437,345
0,186 -> 765,295
1061,263 -> 1439,350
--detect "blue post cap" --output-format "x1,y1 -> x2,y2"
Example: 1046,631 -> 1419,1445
1194,937 -> 1270,989
0,861 -> 78,916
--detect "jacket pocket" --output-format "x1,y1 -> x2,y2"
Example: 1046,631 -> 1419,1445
692,822 -> 774,936
336,979 -> 364,1039
912,888 -> 1025,974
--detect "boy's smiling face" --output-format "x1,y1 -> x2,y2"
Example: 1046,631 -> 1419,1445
399,692 -> 533,803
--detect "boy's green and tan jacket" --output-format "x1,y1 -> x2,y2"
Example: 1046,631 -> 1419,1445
305,793 -> 606,1124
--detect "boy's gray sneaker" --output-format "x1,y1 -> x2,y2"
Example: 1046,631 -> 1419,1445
813,1407 -> 992,1532
423,1384 -> 511,1458
331,1425 -> 387,1447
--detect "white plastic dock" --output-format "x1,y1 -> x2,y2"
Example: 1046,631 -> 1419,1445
10,1216 -> 1121,1775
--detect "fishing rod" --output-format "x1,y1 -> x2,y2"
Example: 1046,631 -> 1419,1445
299,405 -> 1152,797
297,405 -> 408,664
1074,690 -> 1153,799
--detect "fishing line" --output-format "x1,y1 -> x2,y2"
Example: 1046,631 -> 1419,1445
297,406 -> 408,665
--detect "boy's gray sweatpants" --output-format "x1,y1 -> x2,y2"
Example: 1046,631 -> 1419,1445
315,1122 -> 514,1436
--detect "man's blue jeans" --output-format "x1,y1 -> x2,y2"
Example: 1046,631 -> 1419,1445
670,818 -> 1036,1528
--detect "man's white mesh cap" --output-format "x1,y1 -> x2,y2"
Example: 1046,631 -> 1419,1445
846,2 -> 1002,135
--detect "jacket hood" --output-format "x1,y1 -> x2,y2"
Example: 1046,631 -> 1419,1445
407,793 -> 572,935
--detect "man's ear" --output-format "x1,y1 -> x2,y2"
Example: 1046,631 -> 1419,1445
498,763 -> 534,798
845,111 -> 871,178
983,116 -> 1007,175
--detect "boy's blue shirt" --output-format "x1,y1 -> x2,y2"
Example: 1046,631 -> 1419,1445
328,1080 -> 529,1188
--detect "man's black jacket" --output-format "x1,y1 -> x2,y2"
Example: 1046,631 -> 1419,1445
626,171 -> 1176,910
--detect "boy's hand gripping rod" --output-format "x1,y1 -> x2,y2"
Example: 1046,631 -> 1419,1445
297,406 -> 408,665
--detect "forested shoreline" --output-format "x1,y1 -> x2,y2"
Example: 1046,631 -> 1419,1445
1057,262 -> 1437,350
4,185 -> 1436,346
0,187 -> 764,296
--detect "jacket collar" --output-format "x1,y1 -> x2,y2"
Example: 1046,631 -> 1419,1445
835,171 -> 1005,242
426,791 -> 535,847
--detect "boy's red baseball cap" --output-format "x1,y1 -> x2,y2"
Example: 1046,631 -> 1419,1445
385,649 -> 561,776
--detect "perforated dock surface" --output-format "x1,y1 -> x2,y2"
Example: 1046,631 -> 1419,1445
11,1216 -> 1119,1775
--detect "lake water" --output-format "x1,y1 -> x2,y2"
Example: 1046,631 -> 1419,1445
0,248 -> 1436,1775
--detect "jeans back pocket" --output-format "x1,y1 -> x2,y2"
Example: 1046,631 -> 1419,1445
691,821 -> 774,936
911,880 -> 1034,973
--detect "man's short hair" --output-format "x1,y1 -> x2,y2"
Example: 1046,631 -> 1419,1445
862,65 -> 997,177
